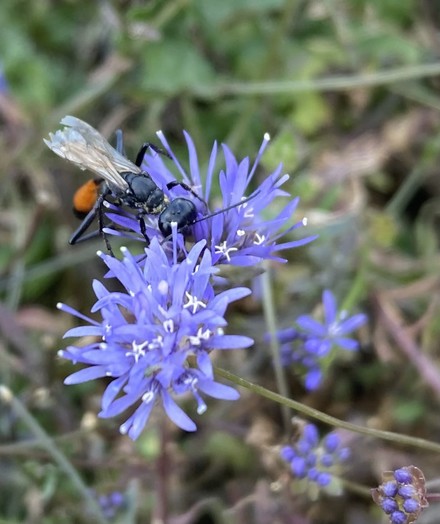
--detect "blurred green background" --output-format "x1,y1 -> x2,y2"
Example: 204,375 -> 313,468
2,0 -> 440,522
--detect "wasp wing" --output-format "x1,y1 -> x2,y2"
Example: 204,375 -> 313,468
44,116 -> 143,190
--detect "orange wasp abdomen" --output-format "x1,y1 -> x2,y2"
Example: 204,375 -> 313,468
72,178 -> 103,219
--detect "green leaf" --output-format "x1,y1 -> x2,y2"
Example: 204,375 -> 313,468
291,92 -> 330,135
140,40 -> 215,94
393,399 -> 425,424
194,0 -> 285,26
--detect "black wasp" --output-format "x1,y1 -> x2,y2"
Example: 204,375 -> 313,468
44,116 -> 205,251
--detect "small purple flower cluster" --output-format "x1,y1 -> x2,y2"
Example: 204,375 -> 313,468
57,127 -> 315,439
97,491 -> 125,519
280,422 -> 350,488
372,466 -> 428,524
278,290 -> 367,390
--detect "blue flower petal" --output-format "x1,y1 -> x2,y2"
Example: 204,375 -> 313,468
322,290 -> 337,325
64,366 -> 108,384
161,390 -> 197,432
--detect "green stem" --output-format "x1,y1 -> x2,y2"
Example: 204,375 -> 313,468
260,267 -> 291,431
214,368 -> 440,454
193,62 -> 440,99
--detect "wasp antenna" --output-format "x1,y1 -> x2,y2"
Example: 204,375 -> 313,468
191,190 -> 261,227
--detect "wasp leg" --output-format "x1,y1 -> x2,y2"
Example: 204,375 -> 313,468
138,215 -> 150,247
115,129 -> 125,156
97,199 -> 115,256
166,181 -> 207,207
135,142 -> 171,167
69,196 -> 102,245
69,188 -> 113,254
68,229 -> 101,243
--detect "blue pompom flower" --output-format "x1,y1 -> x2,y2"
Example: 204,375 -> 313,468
57,238 -> 253,439
106,131 -> 316,266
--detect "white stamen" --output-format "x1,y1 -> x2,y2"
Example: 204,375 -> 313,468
148,335 -> 163,350
163,319 -> 174,333
184,292 -> 206,314
189,327 -> 212,346
214,241 -> 238,262
188,335 -> 201,346
243,205 -> 255,219
253,233 -> 266,245
126,339 -> 150,362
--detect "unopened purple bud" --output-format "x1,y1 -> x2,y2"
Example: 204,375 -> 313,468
297,439 -> 313,455
390,511 -> 407,524
316,471 -> 331,486
320,453 -> 334,468
394,468 -> 412,484
306,452 -> 317,467
382,481 -> 398,497
323,433 -> 340,452
398,485 -> 416,498
338,447 -> 350,461
303,424 -> 319,445
402,498 -> 420,513
280,445 -> 295,462
381,498 -> 398,514
291,456 -> 307,478
307,467 -> 319,481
